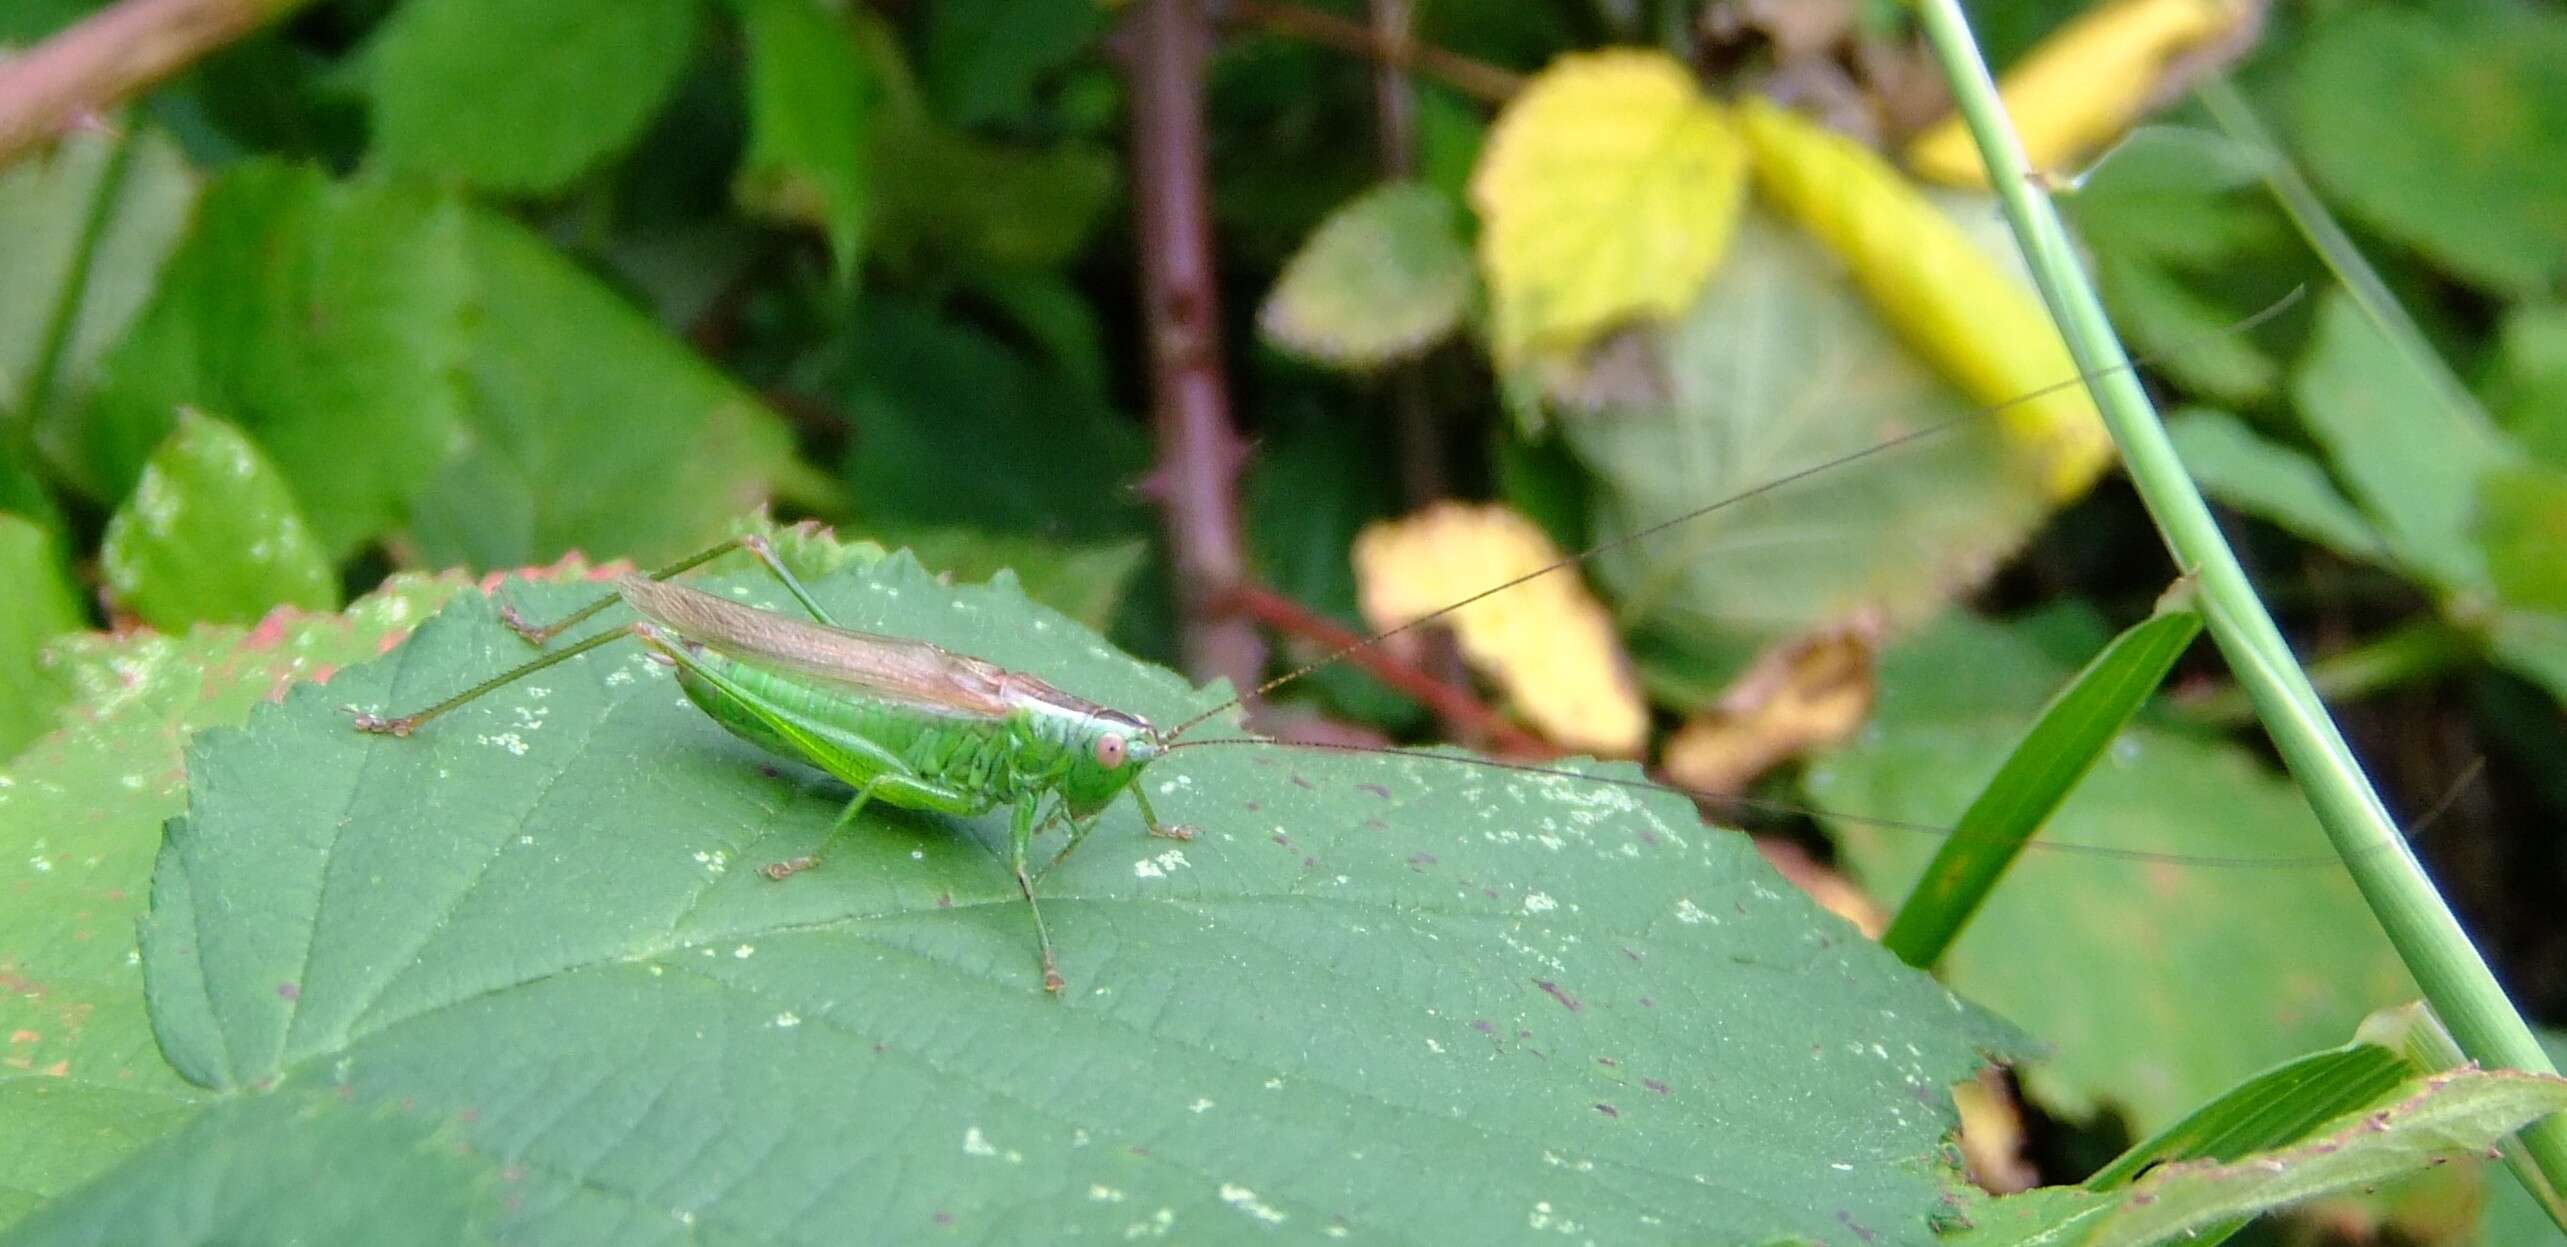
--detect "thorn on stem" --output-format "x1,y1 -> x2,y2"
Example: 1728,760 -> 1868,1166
1152,822 -> 1198,842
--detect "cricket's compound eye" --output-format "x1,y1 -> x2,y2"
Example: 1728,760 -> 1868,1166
1094,733 -> 1127,768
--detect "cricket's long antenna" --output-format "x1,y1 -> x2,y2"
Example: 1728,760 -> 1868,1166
1165,738 -> 2484,873
1161,286 -> 2309,743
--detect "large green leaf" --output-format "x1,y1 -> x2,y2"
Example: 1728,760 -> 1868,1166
45,550 -> 2031,1244
2290,293 -> 2520,589
916,0 -> 1105,128
2168,407 -> 2387,565
404,211 -> 795,571
1809,610 -> 2411,1129
819,298 -> 1145,539
0,515 -> 83,759
1260,182 -> 1474,370
62,162 -> 471,556
367,0 -> 703,194
732,0 -> 873,282
0,575 -> 467,1227
2286,5 -> 2567,296
98,409 -> 338,629
1558,207 -> 2051,656
2059,126 -> 2301,407
867,122 -> 1116,274
0,127 -> 195,454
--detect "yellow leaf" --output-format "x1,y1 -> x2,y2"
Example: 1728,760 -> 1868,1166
1469,50 -> 1748,369
1739,97 -> 2111,500
1660,628 -> 1877,796
1351,502 -> 1646,756
1907,0 -> 2247,187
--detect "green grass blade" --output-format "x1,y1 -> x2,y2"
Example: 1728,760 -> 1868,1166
1907,0 -> 2567,1200
2086,1042 -> 2416,1191
1880,604 -> 2202,969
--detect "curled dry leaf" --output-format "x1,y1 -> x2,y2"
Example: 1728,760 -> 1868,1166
1954,1067 -> 2040,1195
1661,625 -> 1880,796
1907,0 -> 2256,188
1351,501 -> 1646,756
1469,50 -> 1748,369
1738,97 -> 2113,501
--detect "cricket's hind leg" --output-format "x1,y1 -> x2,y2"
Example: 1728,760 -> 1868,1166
503,531 -> 847,646
349,623 -> 633,736
500,538 -> 751,645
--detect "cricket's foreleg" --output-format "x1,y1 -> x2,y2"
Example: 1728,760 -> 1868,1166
500,538 -> 749,645
1009,799 -> 1065,995
350,624 -> 632,736
1129,786 -> 1196,843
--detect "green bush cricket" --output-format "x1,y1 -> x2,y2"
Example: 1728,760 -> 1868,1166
348,293 -> 2315,996
352,533 -> 1194,995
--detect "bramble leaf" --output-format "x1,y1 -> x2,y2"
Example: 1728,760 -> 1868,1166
0,575 -> 467,1227
31,545 -> 2035,1244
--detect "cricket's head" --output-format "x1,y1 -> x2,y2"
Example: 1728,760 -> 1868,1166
1059,708 -> 1163,814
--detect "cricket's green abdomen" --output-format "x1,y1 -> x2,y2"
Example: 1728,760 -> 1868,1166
672,648 -> 1064,807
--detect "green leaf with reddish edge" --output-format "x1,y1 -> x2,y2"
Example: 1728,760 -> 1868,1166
2087,1069 -> 2567,1247
732,0 -> 873,283
403,210 -> 795,572
1810,609 -> 2412,1131
0,515 -> 83,760
1260,182 -> 1474,370
0,572 -> 487,1228
0,126 -> 195,457
99,409 -> 338,630
367,0 -> 702,194
61,161 -> 470,556
63,542 -> 2031,1244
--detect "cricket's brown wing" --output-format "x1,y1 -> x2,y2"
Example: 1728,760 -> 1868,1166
618,577 -> 1015,718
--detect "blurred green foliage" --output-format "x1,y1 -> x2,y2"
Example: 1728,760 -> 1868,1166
4,0 -> 2567,1242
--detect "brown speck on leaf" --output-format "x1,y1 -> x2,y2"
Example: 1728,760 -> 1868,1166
276,982 -> 299,1000
1471,1019 -> 1493,1033
1594,1103 -> 1618,1118
1596,1056 -> 1618,1068
1406,852 -> 1437,870
1357,783 -> 1390,799
1644,1078 -> 1669,1095
1534,980 -> 1581,1012
1271,832 -> 1292,849
1291,775 -> 1315,790
936,892 -> 953,909
933,1211 -> 953,1226
1639,997 -> 1655,1009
